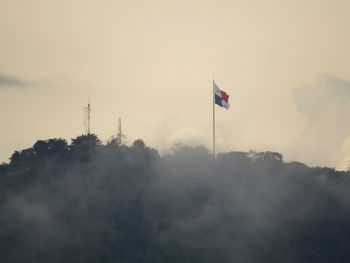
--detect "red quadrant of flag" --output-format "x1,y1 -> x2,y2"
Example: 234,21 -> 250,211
220,90 -> 229,102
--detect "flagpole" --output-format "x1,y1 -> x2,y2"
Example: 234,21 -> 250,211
213,79 -> 216,157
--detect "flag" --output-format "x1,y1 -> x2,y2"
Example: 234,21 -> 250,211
214,82 -> 230,109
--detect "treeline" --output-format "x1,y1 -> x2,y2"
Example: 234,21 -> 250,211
1,134 -> 350,262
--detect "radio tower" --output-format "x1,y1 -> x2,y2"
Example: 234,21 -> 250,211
83,99 -> 91,135
116,117 -> 126,144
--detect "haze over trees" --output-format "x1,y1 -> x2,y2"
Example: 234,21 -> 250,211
1,134 -> 350,263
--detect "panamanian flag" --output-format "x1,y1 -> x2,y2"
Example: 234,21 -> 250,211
214,82 -> 230,109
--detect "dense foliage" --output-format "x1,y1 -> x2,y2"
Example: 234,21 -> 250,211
1,134 -> 350,263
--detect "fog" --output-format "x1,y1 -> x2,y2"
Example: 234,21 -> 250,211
1,135 -> 350,262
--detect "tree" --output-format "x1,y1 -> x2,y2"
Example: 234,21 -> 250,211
70,134 -> 101,163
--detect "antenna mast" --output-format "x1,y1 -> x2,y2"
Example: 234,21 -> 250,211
116,117 -> 126,144
83,99 -> 91,135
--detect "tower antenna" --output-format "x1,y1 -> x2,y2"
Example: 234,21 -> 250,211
83,98 -> 91,135
116,117 -> 126,144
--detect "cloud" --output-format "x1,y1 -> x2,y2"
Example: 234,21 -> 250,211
291,75 -> 350,167
0,72 -> 28,88
165,127 -> 210,148
293,74 -> 350,120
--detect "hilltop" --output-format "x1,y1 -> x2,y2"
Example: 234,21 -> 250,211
1,134 -> 350,263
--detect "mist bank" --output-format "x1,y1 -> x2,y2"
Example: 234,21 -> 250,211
1,134 -> 350,263
291,75 -> 350,168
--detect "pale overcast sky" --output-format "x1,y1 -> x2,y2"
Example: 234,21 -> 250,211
1,0 -> 350,168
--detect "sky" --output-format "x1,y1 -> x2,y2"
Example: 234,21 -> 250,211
1,0 -> 350,169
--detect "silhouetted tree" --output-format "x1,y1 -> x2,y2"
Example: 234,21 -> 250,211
70,134 -> 101,163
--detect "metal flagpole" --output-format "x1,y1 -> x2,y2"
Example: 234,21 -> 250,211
213,80 -> 216,157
